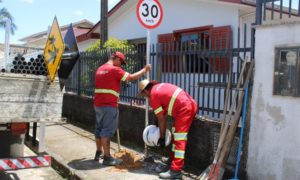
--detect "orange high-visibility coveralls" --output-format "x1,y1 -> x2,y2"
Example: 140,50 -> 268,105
149,83 -> 198,171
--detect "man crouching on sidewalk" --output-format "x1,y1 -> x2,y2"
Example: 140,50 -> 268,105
138,79 -> 198,179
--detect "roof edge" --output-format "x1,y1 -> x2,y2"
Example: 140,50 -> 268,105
19,19 -> 95,41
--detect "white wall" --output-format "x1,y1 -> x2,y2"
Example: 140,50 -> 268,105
247,22 -> 300,180
109,0 -> 240,46
78,39 -> 98,51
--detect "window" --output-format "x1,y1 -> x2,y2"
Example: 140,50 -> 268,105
158,25 -> 231,73
181,31 -> 210,73
180,31 -> 210,49
274,47 -> 300,96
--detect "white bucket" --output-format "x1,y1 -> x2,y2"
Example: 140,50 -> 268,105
142,125 -> 172,147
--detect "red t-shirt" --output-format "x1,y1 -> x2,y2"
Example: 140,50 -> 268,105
149,83 -> 197,118
94,64 -> 129,107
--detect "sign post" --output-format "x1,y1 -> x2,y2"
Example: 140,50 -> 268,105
136,0 -> 163,158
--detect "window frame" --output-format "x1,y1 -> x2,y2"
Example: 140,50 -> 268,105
273,46 -> 300,97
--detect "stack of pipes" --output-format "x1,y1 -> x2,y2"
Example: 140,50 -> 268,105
10,54 -> 47,75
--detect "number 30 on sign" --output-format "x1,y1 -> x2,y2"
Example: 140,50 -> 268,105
136,0 -> 163,29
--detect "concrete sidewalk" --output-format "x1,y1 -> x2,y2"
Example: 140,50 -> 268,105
42,122 -> 196,180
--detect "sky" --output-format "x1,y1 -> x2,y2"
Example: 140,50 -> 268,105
0,0 -> 298,45
0,0 -> 120,44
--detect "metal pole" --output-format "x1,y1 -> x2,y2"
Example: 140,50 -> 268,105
146,30 -> 150,79
25,123 -> 30,141
256,0 -> 262,25
117,128 -> 121,152
144,29 -> 150,157
100,0 -> 108,48
38,122 -> 46,153
77,58 -> 81,95
231,82 -> 249,180
32,122 -> 37,147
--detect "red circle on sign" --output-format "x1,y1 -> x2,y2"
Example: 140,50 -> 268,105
136,0 -> 163,29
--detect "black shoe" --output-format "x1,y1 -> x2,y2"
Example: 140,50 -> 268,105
161,157 -> 172,166
159,169 -> 182,179
155,163 -> 170,173
94,150 -> 103,161
102,156 -> 123,166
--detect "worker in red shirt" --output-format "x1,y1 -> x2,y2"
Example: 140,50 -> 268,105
94,51 -> 151,166
138,79 -> 198,179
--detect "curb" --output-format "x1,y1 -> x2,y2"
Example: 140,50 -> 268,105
49,151 -> 85,180
25,135 -> 85,180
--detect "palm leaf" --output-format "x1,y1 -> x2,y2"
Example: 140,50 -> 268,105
0,8 -> 17,34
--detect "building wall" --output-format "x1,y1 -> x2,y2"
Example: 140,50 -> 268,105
23,38 -> 96,52
78,39 -> 98,51
109,0 -> 240,46
247,22 -> 300,180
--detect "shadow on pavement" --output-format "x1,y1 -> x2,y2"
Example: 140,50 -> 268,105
0,171 -> 20,180
67,158 -> 102,170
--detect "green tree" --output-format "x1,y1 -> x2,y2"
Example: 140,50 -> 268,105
0,1 -> 17,35
86,37 -> 134,52
83,38 -> 139,92
103,37 -> 134,49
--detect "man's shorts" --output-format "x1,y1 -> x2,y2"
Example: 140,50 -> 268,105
94,106 -> 119,138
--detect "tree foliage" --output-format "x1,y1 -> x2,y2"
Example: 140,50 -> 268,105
0,2 -> 17,35
85,37 -> 134,52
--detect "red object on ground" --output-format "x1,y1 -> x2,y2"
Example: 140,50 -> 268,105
0,155 -> 51,171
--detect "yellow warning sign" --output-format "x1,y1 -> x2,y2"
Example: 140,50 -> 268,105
44,16 -> 65,82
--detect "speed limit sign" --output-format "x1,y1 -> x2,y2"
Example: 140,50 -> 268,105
136,0 -> 163,29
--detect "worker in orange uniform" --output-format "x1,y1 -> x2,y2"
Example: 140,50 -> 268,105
94,52 -> 151,166
138,79 -> 198,179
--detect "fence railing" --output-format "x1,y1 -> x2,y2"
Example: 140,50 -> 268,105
256,0 -> 300,24
65,25 -> 253,120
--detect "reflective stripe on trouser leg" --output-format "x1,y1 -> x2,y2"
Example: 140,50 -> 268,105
174,132 -> 188,141
170,113 -> 194,171
172,144 -> 175,152
174,149 -> 185,159
171,138 -> 188,171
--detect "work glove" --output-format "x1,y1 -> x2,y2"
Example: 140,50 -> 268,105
154,119 -> 158,126
157,137 -> 165,148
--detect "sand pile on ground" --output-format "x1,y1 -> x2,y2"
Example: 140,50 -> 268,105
108,149 -> 143,172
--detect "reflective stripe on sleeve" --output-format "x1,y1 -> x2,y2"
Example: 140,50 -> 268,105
168,88 -> 182,116
174,132 -> 188,141
154,107 -> 163,115
174,150 -> 185,159
95,89 -> 120,97
121,72 -> 129,81
172,144 -> 175,152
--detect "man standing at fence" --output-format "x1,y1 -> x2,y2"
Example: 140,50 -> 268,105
138,79 -> 198,179
94,51 -> 151,166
